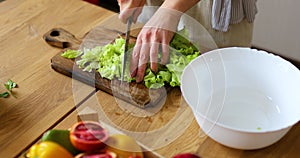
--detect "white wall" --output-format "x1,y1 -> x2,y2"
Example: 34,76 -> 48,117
252,0 -> 300,61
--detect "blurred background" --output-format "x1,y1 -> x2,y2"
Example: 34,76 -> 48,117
1,0 -> 298,66
252,0 -> 299,62
84,0 -> 300,66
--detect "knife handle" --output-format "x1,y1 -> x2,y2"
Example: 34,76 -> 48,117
43,28 -> 81,49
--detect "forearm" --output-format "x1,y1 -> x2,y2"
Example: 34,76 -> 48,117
161,0 -> 200,13
145,0 -> 200,31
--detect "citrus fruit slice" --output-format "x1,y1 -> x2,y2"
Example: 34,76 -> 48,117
75,150 -> 117,158
105,134 -> 144,158
70,121 -> 109,151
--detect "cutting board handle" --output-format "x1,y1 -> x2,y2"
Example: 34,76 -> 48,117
43,28 -> 81,49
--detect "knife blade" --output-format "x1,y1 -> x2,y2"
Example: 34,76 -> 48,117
121,16 -> 133,82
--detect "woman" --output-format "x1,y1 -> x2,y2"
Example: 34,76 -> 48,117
118,0 -> 257,82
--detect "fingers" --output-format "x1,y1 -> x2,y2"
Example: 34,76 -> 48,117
136,40 -> 150,83
118,0 -> 146,23
150,42 -> 159,73
161,31 -> 174,65
130,41 -> 141,77
130,43 -> 150,83
131,42 -> 159,83
130,28 -> 173,83
161,44 -> 169,65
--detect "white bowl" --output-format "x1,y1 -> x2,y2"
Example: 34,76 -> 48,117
180,47 -> 300,150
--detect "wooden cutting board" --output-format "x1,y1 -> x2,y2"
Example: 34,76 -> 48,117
44,27 -> 171,108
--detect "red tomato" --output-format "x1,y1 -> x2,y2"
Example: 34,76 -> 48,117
172,153 -> 201,158
75,150 -> 117,158
70,121 -> 109,152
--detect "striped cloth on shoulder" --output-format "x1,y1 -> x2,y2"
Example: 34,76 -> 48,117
212,0 -> 257,32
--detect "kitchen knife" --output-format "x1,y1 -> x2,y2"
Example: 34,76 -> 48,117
121,16 -> 133,82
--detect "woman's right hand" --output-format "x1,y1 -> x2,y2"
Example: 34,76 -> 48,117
118,0 -> 146,23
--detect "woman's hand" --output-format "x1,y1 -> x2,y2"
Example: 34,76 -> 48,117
118,0 -> 200,83
129,8 -> 182,83
118,0 -> 146,23
130,27 -> 175,83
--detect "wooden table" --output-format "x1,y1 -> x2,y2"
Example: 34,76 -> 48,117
0,0 -> 111,157
0,0 -> 299,158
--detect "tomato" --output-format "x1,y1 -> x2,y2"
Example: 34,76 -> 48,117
26,141 -> 73,158
172,153 -> 201,158
75,150 -> 117,158
105,134 -> 144,158
41,129 -> 80,155
70,121 -> 109,152
128,155 -> 143,158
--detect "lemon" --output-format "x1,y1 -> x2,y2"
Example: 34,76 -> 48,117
41,129 -> 80,155
105,134 -> 144,158
26,141 -> 73,158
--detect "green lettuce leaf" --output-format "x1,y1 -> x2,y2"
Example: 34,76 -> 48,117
61,49 -> 82,59
62,29 -> 200,89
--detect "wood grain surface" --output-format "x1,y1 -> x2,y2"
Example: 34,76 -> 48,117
1,0 -> 300,158
0,0 -> 113,157
55,86 -> 300,158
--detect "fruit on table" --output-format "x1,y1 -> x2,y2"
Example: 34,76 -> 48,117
172,153 -> 201,158
105,134 -> 144,158
70,121 -> 109,151
26,141 -> 73,158
75,150 -> 117,158
41,129 -> 80,155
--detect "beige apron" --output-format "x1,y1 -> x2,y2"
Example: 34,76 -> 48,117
145,0 -> 254,48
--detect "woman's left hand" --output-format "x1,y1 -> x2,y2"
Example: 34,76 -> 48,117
130,27 -> 174,83
129,7 -> 182,82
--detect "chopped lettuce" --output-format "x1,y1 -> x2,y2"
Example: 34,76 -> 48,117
61,29 -> 200,89
61,49 -> 82,59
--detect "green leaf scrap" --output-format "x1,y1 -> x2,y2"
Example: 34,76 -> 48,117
0,92 -> 9,98
61,49 -> 82,59
1,79 -> 18,98
5,79 -> 17,91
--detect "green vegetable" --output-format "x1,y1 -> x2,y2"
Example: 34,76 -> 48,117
5,79 -> 17,91
1,79 -> 18,98
0,92 -> 9,98
41,129 -> 80,155
75,38 -> 134,82
170,28 -> 199,56
61,49 -> 82,59
61,28 -> 200,89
